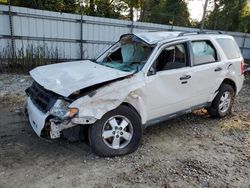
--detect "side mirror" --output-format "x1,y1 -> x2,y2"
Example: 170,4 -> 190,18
147,66 -> 156,76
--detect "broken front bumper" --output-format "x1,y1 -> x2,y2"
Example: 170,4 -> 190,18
26,97 -> 72,139
26,97 -> 49,137
26,97 -> 93,140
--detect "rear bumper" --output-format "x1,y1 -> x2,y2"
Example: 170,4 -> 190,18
26,97 -> 49,137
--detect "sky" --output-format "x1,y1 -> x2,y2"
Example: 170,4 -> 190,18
187,0 -> 207,21
187,0 -> 215,21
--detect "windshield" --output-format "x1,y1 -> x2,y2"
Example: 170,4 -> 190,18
95,34 -> 153,72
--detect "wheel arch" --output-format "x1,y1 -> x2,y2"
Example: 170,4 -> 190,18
220,78 -> 237,93
121,102 -> 141,120
122,93 -> 148,125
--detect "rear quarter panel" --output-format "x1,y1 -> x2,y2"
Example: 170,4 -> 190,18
212,36 -> 244,95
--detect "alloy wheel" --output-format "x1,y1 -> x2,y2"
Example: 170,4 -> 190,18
102,115 -> 133,149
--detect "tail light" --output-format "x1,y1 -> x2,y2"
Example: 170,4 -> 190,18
241,60 -> 245,75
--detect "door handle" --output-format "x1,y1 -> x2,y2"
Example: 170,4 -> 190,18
180,75 -> 191,80
214,67 -> 222,72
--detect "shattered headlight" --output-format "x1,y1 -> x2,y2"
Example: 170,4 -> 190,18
50,99 -> 78,119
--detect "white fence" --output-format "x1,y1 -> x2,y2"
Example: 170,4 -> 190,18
0,4 -> 250,60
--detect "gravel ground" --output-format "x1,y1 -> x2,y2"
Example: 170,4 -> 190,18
0,74 -> 249,188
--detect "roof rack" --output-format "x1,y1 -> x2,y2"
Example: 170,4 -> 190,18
178,31 -> 223,37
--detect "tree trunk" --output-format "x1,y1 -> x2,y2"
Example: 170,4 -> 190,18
139,0 -> 146,22
89,0 -> 95,15
213,0 -> 219,30
130,5 -> 133,21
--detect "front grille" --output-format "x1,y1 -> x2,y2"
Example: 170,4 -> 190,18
26,82 -> 57,113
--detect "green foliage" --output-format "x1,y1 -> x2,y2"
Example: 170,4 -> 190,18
10,0 -> 78,13
205,0 -> 250,33
0,0 -> 8,4
135,0 -> 190,26
7,0 -> 250,32
8,0 -> 190,26
90,0 -> 127,19
239,2 -> 250,33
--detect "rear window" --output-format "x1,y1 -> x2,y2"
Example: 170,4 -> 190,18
216,38 -> 241,59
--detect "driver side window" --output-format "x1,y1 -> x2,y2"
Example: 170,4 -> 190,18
155,43 -> 188,72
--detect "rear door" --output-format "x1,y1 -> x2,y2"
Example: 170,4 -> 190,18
189,40 -> 226,106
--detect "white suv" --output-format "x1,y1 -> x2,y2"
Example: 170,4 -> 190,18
25,31 -> 245,157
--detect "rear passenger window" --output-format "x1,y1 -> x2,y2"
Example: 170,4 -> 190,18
216,38 -> 241,59
191,41 -> 217,65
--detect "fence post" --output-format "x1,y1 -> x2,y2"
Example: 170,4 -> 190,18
130,6 -> 134,33
171,15 -> 175,31
80,5 -> 83,60
242,33 -> 247,54
8,0 -> 15,58
130,19 -> 134,33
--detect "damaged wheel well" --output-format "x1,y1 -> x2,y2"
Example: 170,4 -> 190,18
221,78 -> 236,93
121,102 -> 142,122
83,103 -> 142,144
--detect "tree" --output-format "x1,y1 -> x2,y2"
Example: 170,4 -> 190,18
121,0 -> 140,21
9,0 -> 78,13
163,0 -> 190,26
0,0 -> 8,3
6,0 -> 191,27
205,0 -> 250,33
139,0 -> 161,22
134,0 -> 190,26
93,0 -> 126,19
89,0 -> 95,15
240,3 -> 250,33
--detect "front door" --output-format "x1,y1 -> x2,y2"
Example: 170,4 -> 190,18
144,42 -> 194,120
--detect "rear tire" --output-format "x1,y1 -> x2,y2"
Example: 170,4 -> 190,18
208,84 -> 235,118
88,105 -> 142,157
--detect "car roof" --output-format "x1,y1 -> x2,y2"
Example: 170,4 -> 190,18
134,31 -> 182,45
133,31 -> 232,45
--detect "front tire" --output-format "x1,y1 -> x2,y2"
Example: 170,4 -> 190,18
88,105 -> 142,157
208,84 -> 235,118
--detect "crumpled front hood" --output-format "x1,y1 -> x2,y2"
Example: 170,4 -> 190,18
30,60 -> 132,97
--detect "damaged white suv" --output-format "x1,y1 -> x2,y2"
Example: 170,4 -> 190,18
25,31 -> 244,157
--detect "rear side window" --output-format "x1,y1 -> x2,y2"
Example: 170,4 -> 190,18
216,38 -> 241,59
191,41 -> 217,65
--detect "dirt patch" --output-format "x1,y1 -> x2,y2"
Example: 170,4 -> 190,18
0,74 -> 32,108
0,75 -> 249,188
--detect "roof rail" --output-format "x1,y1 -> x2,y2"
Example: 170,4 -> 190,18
198,31 -> 223,34
178,31 -> 197,37
178,31 -> 223,37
